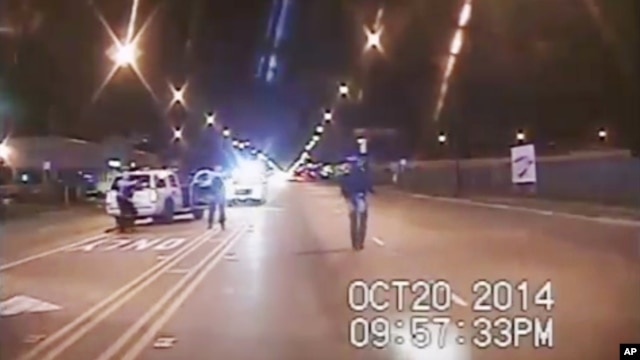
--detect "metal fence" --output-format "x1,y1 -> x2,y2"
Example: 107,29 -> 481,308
374,150 -> 640,208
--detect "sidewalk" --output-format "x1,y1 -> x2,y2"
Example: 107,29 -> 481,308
396,189 -> 640,226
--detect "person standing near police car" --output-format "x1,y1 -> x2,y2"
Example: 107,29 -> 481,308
115,172 -> 139,233
206,165 -> 227,230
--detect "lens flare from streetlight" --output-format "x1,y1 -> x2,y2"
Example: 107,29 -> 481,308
323,109 -> 333,122
0,142 -> 11,159
364,26 -> 384,53
339,83 -> 349,97
113,42 -> 137,67
91,2 -> 160,103
173,128 -> 183,140
205,112 -> 216,126
169,84 -> 187,107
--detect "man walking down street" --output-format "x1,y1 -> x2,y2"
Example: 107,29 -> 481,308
339,155 -> 374,250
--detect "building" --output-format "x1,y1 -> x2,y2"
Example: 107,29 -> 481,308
0,136 -> 159,185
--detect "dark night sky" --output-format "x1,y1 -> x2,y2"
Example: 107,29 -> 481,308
1,0 -> 638,163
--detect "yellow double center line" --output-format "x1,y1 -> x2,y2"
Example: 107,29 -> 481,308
19,224 -> 246,360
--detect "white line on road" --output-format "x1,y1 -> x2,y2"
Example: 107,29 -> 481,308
166,268 -> 189,275
19,227 -> 223,360
0,233 -> 107,271
372,237 -> 385,246
98,226 -> 248,360
409,193 -> 640,227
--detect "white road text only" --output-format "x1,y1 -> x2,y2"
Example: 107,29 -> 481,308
66,237 -> 187,252
18,227 -> 223,360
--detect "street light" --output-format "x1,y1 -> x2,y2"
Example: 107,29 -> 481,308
232,139 -> 239,147
0,142 -> 11,159
222,128 -> 231,138
316,125 -> 324,134
516,130 -> 525,142
170,84 -> 186,107
112,42 -> 138,67
598,129 -> 607,141
338,83 -> 349,98
323,109 -> 333,122
438,133 -> 447,144
364,26 -> 384,53
205,112 -> 215,126
312,135 -> 320,142
172,128 -> 183,141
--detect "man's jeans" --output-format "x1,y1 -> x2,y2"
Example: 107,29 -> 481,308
347,194 -> 368,248
207,194 -> 226,229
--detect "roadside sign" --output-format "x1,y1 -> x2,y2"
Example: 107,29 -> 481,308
510,144 -> 537,184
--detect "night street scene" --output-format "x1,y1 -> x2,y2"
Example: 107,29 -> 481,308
0,0 -> 638,359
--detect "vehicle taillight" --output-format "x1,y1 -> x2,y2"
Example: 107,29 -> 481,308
149,190 -> 158,202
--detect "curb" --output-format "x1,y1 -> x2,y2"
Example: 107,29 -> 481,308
406,193 -> 640,228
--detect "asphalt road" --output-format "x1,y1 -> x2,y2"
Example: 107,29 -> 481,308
1,181 -> 638,360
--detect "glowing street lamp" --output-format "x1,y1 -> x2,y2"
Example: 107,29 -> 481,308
316,125 -> 324,134
172,128 -> 183,141
438,133 -> 447,144
312,135 -> 320,142
222,128 -> 231,138
598,129 -> 607,141
323,109 -> 333,122
338,83 -> 349,98
0,142 -> 11,159
205,112 -> 216,126
112,42 -> 138,67
516,130 -> 526,142
364,26 -> 384,53
170,84 -> 186,107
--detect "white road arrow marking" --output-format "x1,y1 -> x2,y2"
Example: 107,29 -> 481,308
0,295 -> 62,317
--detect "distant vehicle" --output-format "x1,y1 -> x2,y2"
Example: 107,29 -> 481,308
106,169 -> 205,223
226,160 -> 268,205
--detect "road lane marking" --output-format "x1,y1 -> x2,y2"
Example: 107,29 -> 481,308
18,227 -> 222,360
372,237 -> 385,247
0,233 -> 107,271
152,337 -> 176,349
0,295 -> 62,316
97,227 -> 247,360
166,268 -> 189,274
23,335 -> 46,344
97,226 -> 248,360
409,193 -> 640,227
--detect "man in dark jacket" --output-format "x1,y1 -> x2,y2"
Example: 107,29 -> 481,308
199,165 -> 227,230
339,155 -> 374,250
116,172 -> 139,233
